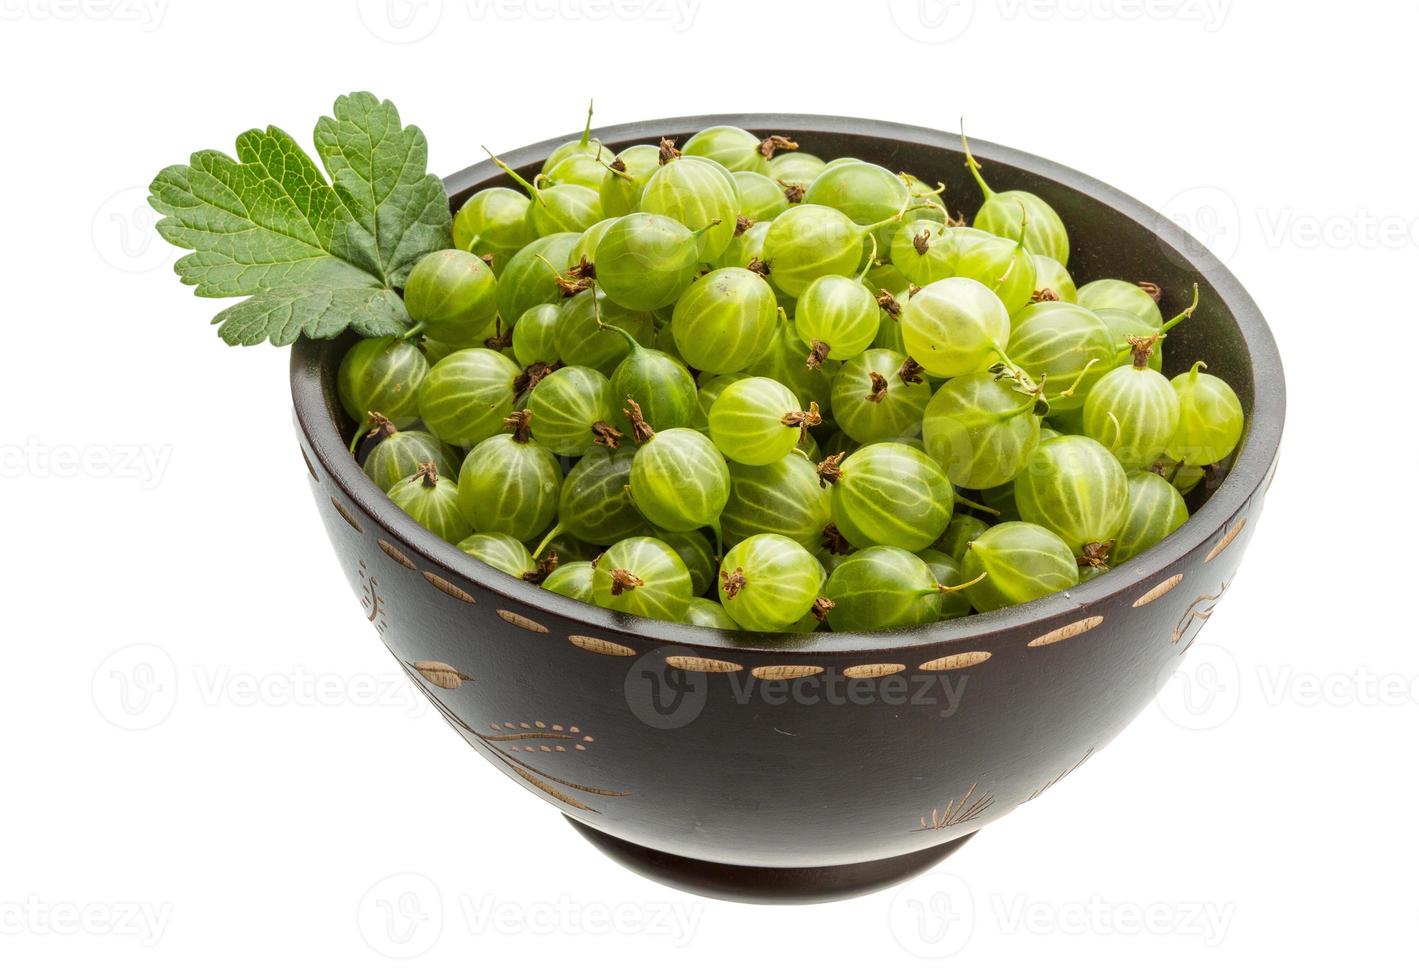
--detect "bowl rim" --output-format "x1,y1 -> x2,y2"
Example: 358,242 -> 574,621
290,112 -> 1285,657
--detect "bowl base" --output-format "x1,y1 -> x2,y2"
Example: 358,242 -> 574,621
566,818 -> 976,905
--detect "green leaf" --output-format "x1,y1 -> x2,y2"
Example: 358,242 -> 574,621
314,92 -> 453,287
150,93 -> 452,346
212,283 -> 410,348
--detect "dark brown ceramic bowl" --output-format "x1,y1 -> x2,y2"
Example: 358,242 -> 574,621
290,115 -> 1284,904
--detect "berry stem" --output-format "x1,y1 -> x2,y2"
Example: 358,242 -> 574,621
483,145 -> 545,205
960,126 -> 995,200
1158,282 -> 1201,336
577,99 -> 595,150
953,496 -> 1001,517
531,522 -> 564,560
928,570 -> 988,595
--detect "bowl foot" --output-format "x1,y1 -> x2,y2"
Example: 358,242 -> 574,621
565,818 -> 976,905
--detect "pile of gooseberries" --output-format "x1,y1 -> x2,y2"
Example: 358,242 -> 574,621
339,117 -> 1247,634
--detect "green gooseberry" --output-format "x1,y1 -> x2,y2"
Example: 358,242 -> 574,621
916,548 -> 973,621
690,372 -> 748,433
717,217 -> 772,270
683,125 -> 776,175
720,453 -> 833,550
953,227 -> 1037,314
937,514 -> 989,562
640,153 -> 739,262
1076,278 -> 1164,332
1030,254 -> 1077,303
1006,301 -> 1116,412
734,171 -> 791,222
452,187 -> 533,270
591,536 -> 693,621
594,212 -> 707,311
746,311 -> 837,414
605,326 -> 697,432
1102,283 -> 1199,369
404,249 -> 499,347
823,442 -> 954,551
793,242 -> 881,365
554,288 -> 655,376
802,159 -> 912,251
415,347 -> 519,447
761,204 -> 878,298
569,216 -> 618,267
455,411 -> 561,541
541,103 -> 601,173
459,531 -> 537,579
1083,336 -> 1181,470
1113,471 -> 1190,564
768,151 -> 827,185
511,302 -> 562,368
338,337 -> 429,433
387,461 -> 472,544
889,219 -> 954,286
960,521 -> 1079,612
526,364 -> 621,456
495,232 -> 579,326
669,266 -> 777,373
489,148 -> 603,236
922,371 -> 1042,489
599,143 -> 662,217
542,560 -> 595,603
536,444 -> 646,549
831,348 -> 931,444
1165,361 -> 1245,466
717,533 -> 824,632
823,546 -> 943,632
682,596 -> 739,630
362,424 -> 460,493
1014,435 -> 1129,554
963,136 -> 1070,265
899,277 -> 1011,376
708,376 -> 819,466
629,424 -> 731,534
658,530 -> 718,596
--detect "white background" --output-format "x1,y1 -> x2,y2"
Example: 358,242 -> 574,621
1,0 -> 1413,973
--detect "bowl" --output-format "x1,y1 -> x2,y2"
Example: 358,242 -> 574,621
289,115 -> 1285,904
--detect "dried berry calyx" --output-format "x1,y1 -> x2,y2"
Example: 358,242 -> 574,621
757,134 -> 799,159
719,566 -> 747,599
609,567 -> 645,595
